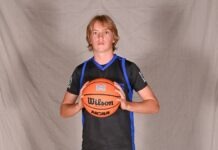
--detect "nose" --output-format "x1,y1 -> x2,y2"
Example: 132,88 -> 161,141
98,32 -> 104,38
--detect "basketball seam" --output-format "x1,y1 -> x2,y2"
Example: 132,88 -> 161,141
83,102 -> 120,110
84,80 -> 119,91
83,94 -> 120,97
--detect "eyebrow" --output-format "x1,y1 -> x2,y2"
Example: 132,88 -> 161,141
92,29 -> 111,31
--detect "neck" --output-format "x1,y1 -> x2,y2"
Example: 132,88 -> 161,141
93,51 -> 114,65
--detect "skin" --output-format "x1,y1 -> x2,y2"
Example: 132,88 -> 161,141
60,21 -> 160,118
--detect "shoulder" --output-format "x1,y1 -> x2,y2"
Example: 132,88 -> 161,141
118,56 -> 142,77
122,58 -> 140,71
117,55 -> 141,73
122,57 -> 148,91
73,58 -> 92,73
69,63 -> 83,76
75,62 -> 84,71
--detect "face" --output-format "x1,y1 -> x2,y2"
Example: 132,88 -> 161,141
90,21 -> 115,53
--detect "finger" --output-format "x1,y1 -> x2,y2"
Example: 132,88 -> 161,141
114,89 -> 121,96
115,89 -> 125,99
78,100 -> 84,108
115,86 -> 126,97
113,82 -> 122,90
116,98 -> 121,102
113,82 -> 126,96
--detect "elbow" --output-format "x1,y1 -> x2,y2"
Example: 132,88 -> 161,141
60,111 -> 65,118
60,109 -> 66,118
60,110 -> 70,118
60,104 -> 78,118
60,105 -> 69,118
152,102 -> 160,114
148,100 -> 160,114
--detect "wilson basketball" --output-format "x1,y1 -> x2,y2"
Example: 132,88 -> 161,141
82,78 -> 121,118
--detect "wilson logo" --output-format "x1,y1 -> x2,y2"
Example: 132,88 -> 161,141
88,97 -> 113,106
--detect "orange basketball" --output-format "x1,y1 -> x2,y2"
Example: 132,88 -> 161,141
82,78 -> 121,118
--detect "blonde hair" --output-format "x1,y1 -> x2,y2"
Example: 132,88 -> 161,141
86,15 -> 119,51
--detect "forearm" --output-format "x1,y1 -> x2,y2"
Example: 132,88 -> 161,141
125,99 -> 160,114
60,103 -> 81,118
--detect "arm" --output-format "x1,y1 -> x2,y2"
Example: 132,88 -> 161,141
114,83 -> 160,114
60,92 -> 82,118
60,81 -> 89,118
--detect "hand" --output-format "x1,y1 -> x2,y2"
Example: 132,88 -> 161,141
114,82 -> 129,110
78,81 -> 89,109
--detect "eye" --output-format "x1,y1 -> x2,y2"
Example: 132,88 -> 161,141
105,30 -> 110,34
92,31 -> 98,35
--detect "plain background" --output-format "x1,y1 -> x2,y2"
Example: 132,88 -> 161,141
0,0 -> 218,150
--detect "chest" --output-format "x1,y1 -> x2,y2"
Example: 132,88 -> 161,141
83,61 -> 128,97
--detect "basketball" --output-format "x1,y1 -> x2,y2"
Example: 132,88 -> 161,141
81,78 -> 121,118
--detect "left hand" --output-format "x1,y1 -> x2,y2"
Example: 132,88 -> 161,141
114,82 -> 129,110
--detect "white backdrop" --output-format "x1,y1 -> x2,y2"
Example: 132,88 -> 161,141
0,0 -> 218,150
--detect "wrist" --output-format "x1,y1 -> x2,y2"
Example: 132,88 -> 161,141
124,101 -> 131,111
75,103 -> 82,111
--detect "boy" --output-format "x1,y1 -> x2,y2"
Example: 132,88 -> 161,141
60,15 -> 160,150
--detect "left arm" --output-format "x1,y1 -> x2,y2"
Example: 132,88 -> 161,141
114,83 -> 160,114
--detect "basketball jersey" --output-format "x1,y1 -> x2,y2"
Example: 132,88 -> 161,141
67,54 -> 147,150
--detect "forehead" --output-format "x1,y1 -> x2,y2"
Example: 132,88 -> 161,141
91,21 -> 111,30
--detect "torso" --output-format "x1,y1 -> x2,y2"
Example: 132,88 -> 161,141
81,55 -> 133,150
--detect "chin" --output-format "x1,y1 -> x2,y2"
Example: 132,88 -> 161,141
96,49 -> 112,53
93,47 -> 112,52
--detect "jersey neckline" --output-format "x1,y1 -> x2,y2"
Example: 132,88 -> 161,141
91,54 -> 118,71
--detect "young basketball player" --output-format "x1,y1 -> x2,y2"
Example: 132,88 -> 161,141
60,15 -> 160,150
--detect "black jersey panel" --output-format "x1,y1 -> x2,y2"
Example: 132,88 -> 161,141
82,59 -> 129,96
81,58 -> 133,150
82,109 -> 132,150
67,64 -> 83,95
66,55 -> 148,150
125,60 -> 148,92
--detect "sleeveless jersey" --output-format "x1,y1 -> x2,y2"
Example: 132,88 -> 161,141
67,54 -> 147,150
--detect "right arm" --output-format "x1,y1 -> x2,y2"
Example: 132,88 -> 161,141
60,65 -> 83,118
60,92 -> 82,118
60,81 -> 89,118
